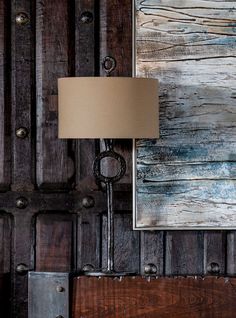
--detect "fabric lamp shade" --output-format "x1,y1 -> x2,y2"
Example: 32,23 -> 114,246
58,77 -> 159,139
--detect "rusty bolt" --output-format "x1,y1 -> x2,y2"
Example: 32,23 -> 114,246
16,12 -> 30,25
16,197 -> 28,209
16,127 -> 28,139
82,196 -> 95,208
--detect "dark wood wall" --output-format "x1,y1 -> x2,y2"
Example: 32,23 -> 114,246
0,1 -> 235,317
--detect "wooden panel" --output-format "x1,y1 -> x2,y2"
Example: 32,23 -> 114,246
36,213 -> 75,271
227,231 -> 236,275
0,212 -> 11,274
36,0 -> 74,190
0,1 -> 10,191
11,0 -> 35,191
135,0 -> 236,229
102,214 -> 139,273
166,231 -> 203,275
204,231 -> 226,275
140,231 -> 164,275
73,276 -> 236,318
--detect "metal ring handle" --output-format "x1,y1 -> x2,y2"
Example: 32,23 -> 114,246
93,150 -> 126,184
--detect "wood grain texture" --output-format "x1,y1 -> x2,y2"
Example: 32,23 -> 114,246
140,231 -> 164,275
73,276 -> 236,318
0,212 -> 11,274
135,0 -> 236,229
36,213 -> 76,271
11,0 -> 35,191
36,0 -> 74,190
0,0 -> 10,191
102,213 -> 139,273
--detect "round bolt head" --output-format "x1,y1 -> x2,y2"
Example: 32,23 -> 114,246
16,127 -> 28,139
80,11 -> 93,24
16,197 -> 28,209
16,263 -> 28,275
82,196 -> 95,208
56,316 -> 64,318
16,12 -> 30,25
82,264 -> 95,272
207,262 -> 220,274
56,286 -> 64,293
144,263 -> 157,275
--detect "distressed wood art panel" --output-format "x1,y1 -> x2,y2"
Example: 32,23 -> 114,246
134,0 -> 236,229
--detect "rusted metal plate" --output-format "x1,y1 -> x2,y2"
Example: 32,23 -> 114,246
28,272 -> 69,318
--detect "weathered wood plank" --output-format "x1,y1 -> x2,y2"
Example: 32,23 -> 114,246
137,180 -> 236,228
140,231 -> 164,275
11,0 -> 35,191
73,276 -> 236,318
0,212 -> 11,274
0,1 -> 10,191
226,231 -> 236,275
102,214 -> 139,273
135,0 -> 236,229
36,0 -> 74,190
165,231 -> 203,275
204,231 -> 226,275
36,213 -> 76,271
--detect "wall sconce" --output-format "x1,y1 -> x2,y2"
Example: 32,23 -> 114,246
58,77 -> 159,276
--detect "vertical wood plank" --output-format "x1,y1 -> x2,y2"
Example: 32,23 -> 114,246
0,1 -> 10,191
11,0 -> 35,191
102,214 -> 140,273
36,213 -> 76,271
12,212 -> 35,318
227,232 -> 236,275
77,213 -> 101,271
0,212 -> 11,274
36,0 -> 74,190
204,232 -> 226,275
166,231 -> 204,275
140,231 -> 164,275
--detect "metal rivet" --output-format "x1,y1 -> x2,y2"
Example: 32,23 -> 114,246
144,263 -> 157,275
56,286 -> 64,293
82,264 -> 95,272
16,263 -> 29,275
16,12 -> 29,25
207,262 -> 220,274
16,127 -> 28,139
80,11 -> 93,24
82,196 -> 95,208
16,197 -> 28,209
56,316 -> 64,318
102,56 -> 116,75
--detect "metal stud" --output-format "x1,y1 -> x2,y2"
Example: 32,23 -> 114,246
80,11 -> 93,24
16,127 -> 28,139
56,286 -> 64,293
56,316 -> 64,318
16,197 -> 28,209
207,262 -> 220,274
16,263 -> 29,275
82,196 -> 95,208
144,263 -> 157,275
82,264 -> 95,272
16,12 -> 30,25
102,56 -> 116,75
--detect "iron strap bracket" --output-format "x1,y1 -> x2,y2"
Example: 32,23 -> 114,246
28,272 -> 70,318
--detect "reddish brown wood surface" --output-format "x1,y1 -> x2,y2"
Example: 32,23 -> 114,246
73,276 -> 236,318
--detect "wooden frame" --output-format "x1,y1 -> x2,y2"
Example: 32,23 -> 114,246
133,0 -> 236,230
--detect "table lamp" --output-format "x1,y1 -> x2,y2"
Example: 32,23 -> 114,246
58,77 -> 159,276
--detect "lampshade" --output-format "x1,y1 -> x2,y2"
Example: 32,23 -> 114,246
58,77 -> 159,139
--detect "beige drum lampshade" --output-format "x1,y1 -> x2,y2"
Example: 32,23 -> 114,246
58,77 -> 159,139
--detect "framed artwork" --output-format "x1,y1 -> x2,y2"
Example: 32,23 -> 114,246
133,0 -> 236,229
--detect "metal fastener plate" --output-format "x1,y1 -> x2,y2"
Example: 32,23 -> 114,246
28,272 -> 69,318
